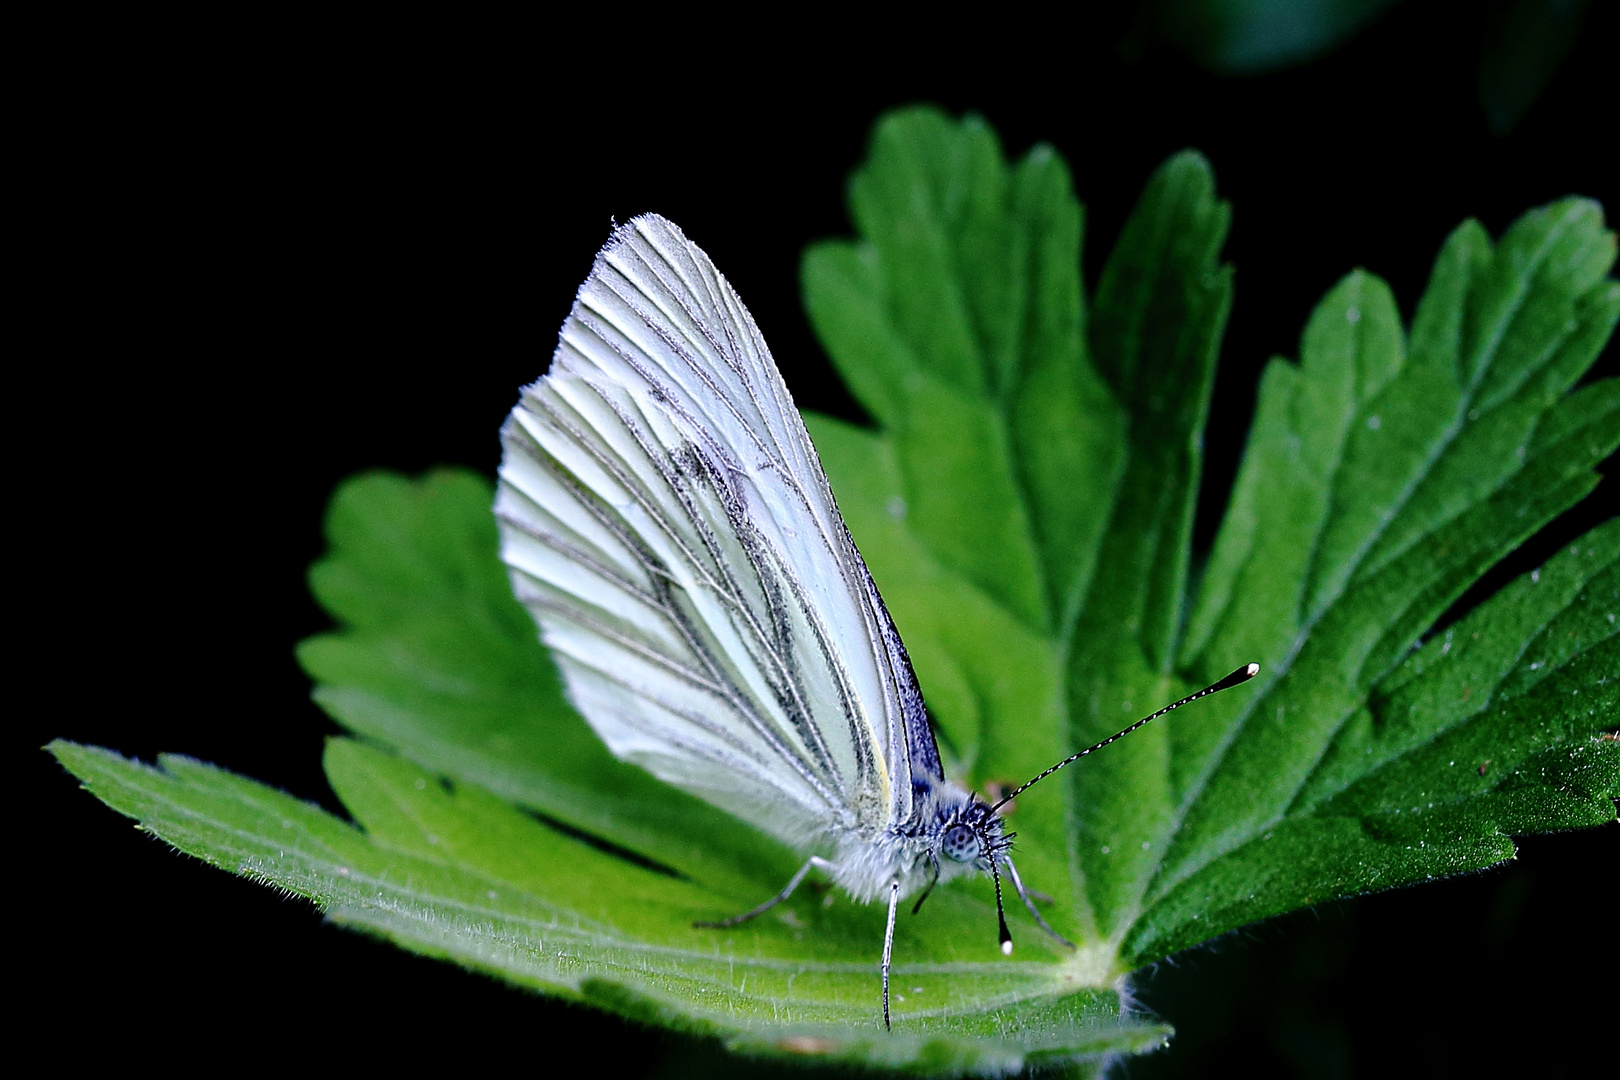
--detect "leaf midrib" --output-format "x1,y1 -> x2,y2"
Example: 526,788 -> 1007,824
1336,204 -> 1586,590
1136,205 -> 1589,914
110,750 -> 1074,985
1289,566 -> 1615,818
869,177 -> 1157,939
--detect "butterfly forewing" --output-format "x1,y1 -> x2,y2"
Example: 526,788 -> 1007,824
497,215 -> 928,847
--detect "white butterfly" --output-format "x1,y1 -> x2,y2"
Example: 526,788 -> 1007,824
495,214 -> 1256,1028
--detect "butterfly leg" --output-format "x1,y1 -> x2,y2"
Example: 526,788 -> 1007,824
910,853 -> 941,915
1003,856 -> 1074,949
881,879 -> 900,1031
693,856 -> 834,929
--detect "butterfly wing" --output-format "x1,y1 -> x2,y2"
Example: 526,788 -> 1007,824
496,214 -> 935,849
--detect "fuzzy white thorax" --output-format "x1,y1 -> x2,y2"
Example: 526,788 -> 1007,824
823,779 -> 994,903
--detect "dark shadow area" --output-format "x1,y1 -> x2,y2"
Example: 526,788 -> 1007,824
520,807 -> 688,881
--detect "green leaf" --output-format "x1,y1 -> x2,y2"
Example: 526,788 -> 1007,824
56,107 -> 1618,1073
1132,199 -> 1619,964
51,734 -> 1168,1073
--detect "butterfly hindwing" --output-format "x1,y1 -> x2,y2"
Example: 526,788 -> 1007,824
497,215 -> 928,847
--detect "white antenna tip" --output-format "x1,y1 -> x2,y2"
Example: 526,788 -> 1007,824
1211,662 -> 1262,692
1000,940 -> 1014,956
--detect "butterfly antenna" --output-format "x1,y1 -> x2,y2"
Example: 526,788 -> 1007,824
989,859 -> 1014,956
991,663 -> 1259,813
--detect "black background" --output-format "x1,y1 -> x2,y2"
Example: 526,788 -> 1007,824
24,3 -> 1616,1075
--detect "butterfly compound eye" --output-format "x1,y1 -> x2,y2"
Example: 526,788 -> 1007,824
941,824 -> 981,863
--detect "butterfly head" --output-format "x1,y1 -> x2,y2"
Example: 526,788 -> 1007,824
933,797 -> 1010,870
